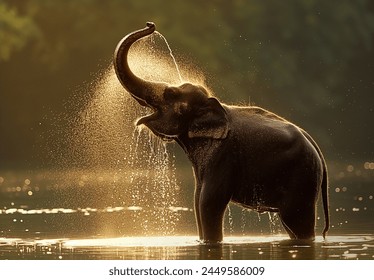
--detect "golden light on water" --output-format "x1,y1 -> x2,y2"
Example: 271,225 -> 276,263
0,234 -> 372,260
1,235 -> 372,248
0,235 -> 292,249
0,206 -> 192,215
64,236 -> 199,248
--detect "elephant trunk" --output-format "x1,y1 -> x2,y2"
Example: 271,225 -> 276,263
113,22 -> 167,107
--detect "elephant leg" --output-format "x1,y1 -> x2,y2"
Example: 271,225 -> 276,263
279,205 -> 316,240
194,186 -> 203,240
199,186 -> 231,243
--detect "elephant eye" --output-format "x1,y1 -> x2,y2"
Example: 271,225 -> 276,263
174,102 -> 189,115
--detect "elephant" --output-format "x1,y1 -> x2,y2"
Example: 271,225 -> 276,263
113,22 -> 329,243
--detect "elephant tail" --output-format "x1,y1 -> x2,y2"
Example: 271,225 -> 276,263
301,129 -> 329,239
320,154 -> 329,239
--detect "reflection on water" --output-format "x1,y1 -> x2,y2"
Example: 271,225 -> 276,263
0,235 -> 373,260
0,206 -> 191,216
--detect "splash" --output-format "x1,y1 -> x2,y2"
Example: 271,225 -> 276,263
53,31 -> 209,236
42,29 -> 219,237
68,68 -> 180,235
128,32 -> 207,86
268,212 -> 282,235
226,205 -> 234,235
126,125 -> 179,235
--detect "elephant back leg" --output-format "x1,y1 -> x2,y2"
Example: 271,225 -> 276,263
278,160 -> 321,240
279,204 -> 316,240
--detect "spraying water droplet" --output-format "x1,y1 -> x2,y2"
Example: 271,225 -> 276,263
155,31 -> 183,83
42,28 -> 210,237
227,205 -> 234,235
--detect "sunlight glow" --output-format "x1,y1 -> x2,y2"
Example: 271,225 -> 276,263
11,234 -> 370,249
63,235 -> 291,248
1,235 -> 373,260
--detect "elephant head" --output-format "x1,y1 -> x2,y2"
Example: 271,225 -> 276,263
114,22 -> 229,140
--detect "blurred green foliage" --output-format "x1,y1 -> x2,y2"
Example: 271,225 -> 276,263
0,2 -> 40,60
1,0 -> 374,167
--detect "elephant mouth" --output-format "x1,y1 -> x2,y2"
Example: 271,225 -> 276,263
135,107 -> 160,126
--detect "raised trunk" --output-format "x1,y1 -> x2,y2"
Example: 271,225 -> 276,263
113,22 -> 166,107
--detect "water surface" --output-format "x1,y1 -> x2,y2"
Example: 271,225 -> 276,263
1,235 -> 373,260
0,166 -> 373,260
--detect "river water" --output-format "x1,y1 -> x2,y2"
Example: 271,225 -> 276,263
1,234 -> 373,260
0,165 -> 373,260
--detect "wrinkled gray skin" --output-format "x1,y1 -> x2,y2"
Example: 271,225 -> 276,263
114,23 -> 329,243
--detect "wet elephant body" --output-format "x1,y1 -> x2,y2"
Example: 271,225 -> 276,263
178,105 -> 325,242
114,23 -> 329,243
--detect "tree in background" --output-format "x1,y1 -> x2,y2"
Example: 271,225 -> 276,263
1,0 -> 374,166
0,2 -> 40,61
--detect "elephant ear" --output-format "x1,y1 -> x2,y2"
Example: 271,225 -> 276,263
188,98 -> 229,139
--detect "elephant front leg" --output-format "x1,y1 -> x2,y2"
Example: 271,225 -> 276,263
199,187 -> 230,243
